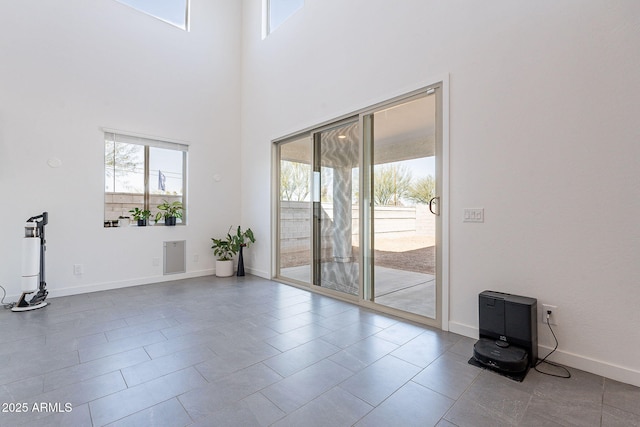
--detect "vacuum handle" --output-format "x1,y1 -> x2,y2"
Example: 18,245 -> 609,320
27,211 -> 48,225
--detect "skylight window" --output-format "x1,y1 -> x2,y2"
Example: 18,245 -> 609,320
265,0 -> 304,36
116,0 -> 189,31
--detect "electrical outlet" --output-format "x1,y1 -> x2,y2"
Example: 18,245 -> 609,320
152,257 -> 160,267
193,254 -> 199,263
73,264 -> 83,275
541,304 -> 558,326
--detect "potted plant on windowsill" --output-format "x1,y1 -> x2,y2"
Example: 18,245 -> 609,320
155,200 -> 183,226
129,208 -> 151,226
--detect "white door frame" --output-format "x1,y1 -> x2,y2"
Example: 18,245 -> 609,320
272,76 -> 450,331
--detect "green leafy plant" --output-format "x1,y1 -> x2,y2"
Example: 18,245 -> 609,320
211,232 -> 234,261
211,226 -> 255,261
128,208 -> 151,221
155,200 -> 184,223
232,226 -> 255,250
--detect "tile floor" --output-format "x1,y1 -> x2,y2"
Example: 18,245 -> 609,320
0,275 -> 638,426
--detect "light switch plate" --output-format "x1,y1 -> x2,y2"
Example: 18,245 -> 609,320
464,208 -> 484,223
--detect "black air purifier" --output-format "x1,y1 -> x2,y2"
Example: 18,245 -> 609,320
469,290 -> 537,381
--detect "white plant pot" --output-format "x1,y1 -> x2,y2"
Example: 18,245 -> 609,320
215,260 -> 234,277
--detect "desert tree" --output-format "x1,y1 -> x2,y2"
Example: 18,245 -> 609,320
280,160 -> 311,201
407,175 -> 436,204
373,163 -> 413,206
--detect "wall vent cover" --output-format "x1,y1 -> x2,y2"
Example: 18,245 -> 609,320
164,240 -> 186,275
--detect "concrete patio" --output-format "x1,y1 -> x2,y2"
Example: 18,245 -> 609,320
280,264 -> 436,319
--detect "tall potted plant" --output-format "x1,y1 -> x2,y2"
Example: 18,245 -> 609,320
155,200 -> 183,226
231,226 -> 255,276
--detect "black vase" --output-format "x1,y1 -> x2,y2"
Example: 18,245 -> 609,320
137,219 -> 147,226
165,216 -> 177,226
237,246 -> 245,276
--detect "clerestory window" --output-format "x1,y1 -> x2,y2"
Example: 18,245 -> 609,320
265,0 -> 304,36
116,0 -> 190,31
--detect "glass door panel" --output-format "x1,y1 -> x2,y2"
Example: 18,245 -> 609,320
369,94 -> 439,319
278,136 -> 312,284
312,120 -> 360,296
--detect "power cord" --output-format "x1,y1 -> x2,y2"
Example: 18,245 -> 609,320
0,284 -> 16,309
534,310 -> 571,378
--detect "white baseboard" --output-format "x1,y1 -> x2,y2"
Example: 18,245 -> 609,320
448,321 -> 640,387
48,269 -> 214,299
46,267 -> 269,299
218,266 -> 269,279
537,345 -> 640,388
449,321 -> 478,339
245,267 -> 270,279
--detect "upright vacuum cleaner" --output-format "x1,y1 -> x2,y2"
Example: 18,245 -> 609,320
12,212 -> 49,312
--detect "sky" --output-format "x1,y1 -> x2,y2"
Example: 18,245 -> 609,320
403,157 -> 436,180
116,0 -> 188,29
149,147 -> 184,194
269,0 -> 304,32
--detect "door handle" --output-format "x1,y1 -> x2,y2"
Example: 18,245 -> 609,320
429,196 -> 440,216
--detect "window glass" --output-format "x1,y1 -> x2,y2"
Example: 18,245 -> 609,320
278,136 -> 312,284
268,0 -> 303,34
104,132 -> 188,226
116,0 -> 189,30
149,146 -> 185,222
149,147 -> 183,196
105,139 -> 144,194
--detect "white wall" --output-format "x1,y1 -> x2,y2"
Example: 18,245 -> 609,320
0,0 -> 242,297
241,0 -> 640,385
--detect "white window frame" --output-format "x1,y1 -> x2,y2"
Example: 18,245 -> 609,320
104,129 -> 188,226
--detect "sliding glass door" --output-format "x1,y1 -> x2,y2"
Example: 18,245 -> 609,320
275,86 -> 443,326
